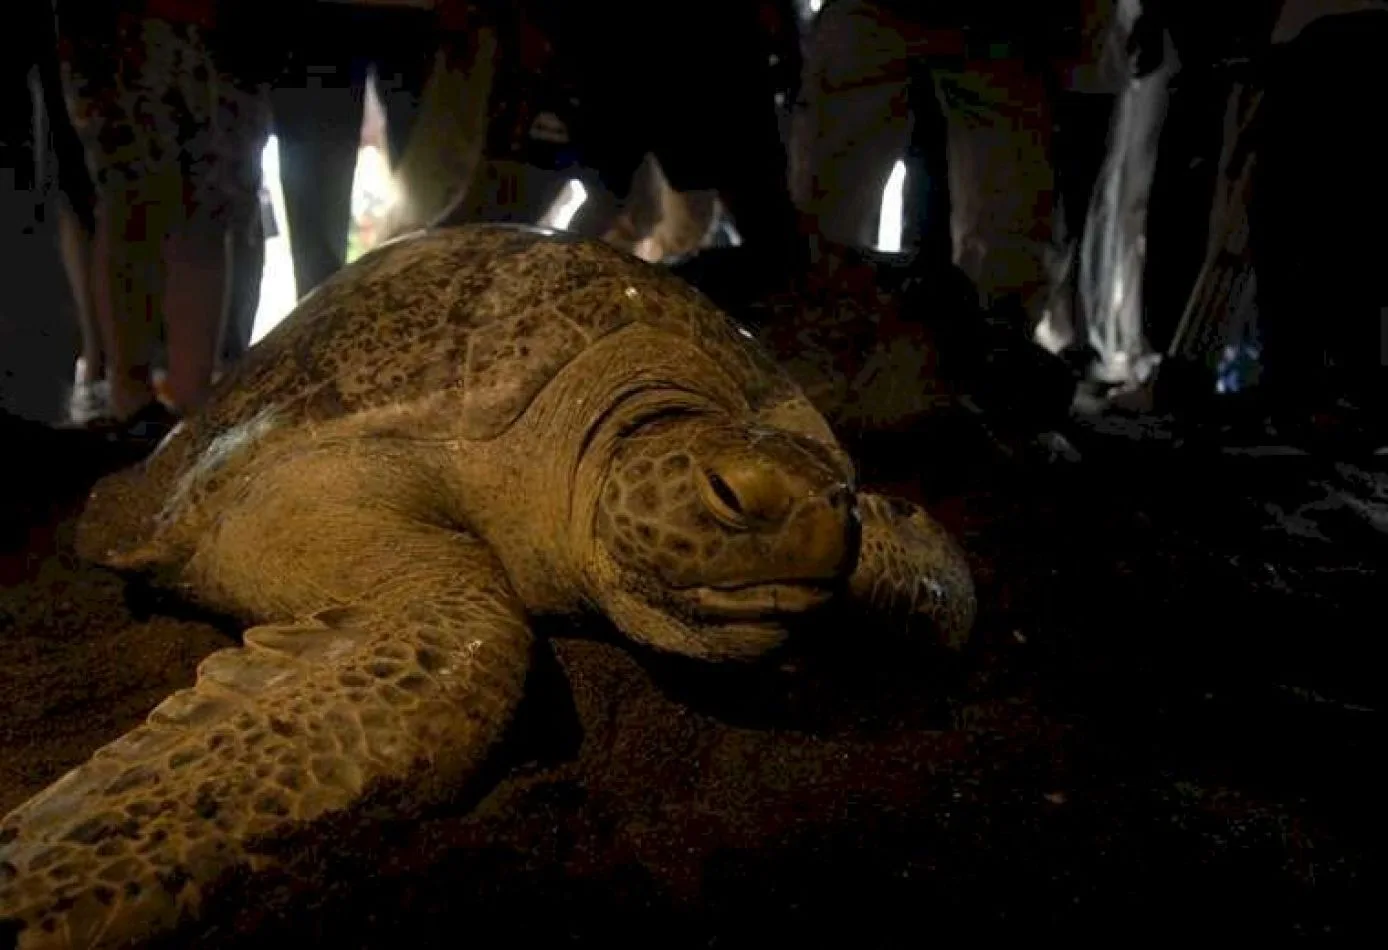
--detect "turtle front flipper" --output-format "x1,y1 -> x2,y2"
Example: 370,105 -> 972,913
848,493 -> 977,650
0,533 -> 533,949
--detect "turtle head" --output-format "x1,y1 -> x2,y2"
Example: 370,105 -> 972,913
587,414 -> 860,661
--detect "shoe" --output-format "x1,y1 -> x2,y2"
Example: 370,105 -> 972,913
66,358 -> 111,425
79,400 -> 182,453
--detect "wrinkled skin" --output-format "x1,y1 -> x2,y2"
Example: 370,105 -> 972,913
592,415 -> 860,659
0,225 -> 974,949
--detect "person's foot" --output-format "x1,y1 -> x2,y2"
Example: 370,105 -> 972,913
77,400 -> 181,451
105,365 -> 164,423
151,368 -> 177,412
66,358 -> 111,425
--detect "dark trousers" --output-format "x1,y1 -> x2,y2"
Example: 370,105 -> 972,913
568,1 -> 799,256
901,60 -> 954,267
220,202 -> 264,364
1251,10 -> 1388,409
270,3 -> 436,298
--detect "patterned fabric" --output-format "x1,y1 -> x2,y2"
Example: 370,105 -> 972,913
58,13 -> 269,226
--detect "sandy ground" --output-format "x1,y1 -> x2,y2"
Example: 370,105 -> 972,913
0,400 -> 1381,944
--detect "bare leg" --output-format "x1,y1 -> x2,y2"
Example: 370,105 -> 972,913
92,194 -> 160,420
271,79 -> 364,297
57,201 -> 101,378
161,222 -> 231,414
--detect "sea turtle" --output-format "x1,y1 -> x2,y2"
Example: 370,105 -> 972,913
0,225 -> 975,949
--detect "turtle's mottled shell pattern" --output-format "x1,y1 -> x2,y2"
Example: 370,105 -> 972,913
149,225 -> 796,492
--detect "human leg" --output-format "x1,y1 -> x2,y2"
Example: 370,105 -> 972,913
90,180 -> 162,419
160,208 -> 231,413
901,59 -> 953,266
564,95 -> 645,239
269,5 -> 367,297
369,5 -> 438,168
57,198 -> 113,422
790,0 -> 925,251
56,15 -> 167,420
161,24 -> 269,413
932,57 -> 1057,329
56,200 -> 97,370
221,194 -> 265,366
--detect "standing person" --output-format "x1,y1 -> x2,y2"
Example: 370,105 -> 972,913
561,0 -> 805,272
1250,2 -> 1388,436
14,0 -> 106,423
792,0 -> 1064,327
55,0 -> 274,428
270,0 -> 450,299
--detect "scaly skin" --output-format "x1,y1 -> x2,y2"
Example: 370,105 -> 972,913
0,497 -> 532,949
2,225 -> 974,947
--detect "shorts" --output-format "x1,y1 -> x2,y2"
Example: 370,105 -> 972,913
59,14 -> 270,227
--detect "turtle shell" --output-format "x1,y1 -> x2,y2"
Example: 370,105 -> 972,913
82,226 -> 804,563
197,226 -> 789,442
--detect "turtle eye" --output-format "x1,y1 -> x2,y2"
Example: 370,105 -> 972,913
699,467 -> 747,528
707,470 -> 742,513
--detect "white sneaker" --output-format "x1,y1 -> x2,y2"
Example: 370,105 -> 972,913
66,358 -> 111,425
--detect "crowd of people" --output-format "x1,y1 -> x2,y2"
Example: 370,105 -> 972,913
7,0 -> 1385,446
19,0 -> 805,440
27,1 -> 466,437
